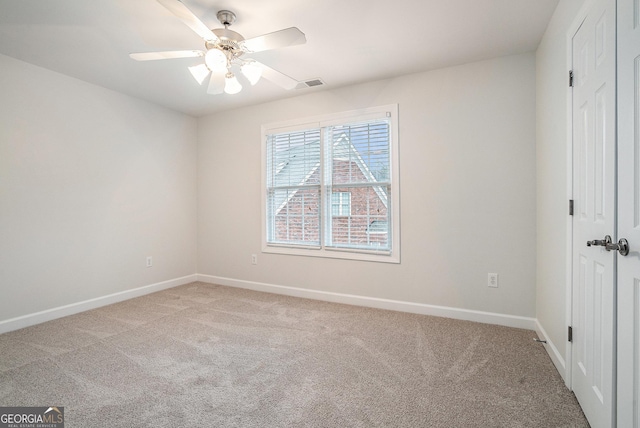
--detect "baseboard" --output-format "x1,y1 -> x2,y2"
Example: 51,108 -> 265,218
197,274 -> 537,330
535,319 -> 567,382
0,274 -> 198,334
0,273 -> 541,337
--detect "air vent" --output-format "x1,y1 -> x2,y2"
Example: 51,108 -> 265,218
305,79 -> 324,87
296,78 -> 325,89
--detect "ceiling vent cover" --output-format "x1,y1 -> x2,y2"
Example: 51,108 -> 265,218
296,78 -> 325,89
305,79 -> 324,87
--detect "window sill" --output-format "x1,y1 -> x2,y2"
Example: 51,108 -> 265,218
263,243 -> 400,264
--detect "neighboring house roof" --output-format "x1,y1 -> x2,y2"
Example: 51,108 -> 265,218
331,133 -> 389,208
272,133 -> 388,215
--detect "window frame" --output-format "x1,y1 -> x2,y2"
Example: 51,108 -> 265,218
261,104 -> 400,263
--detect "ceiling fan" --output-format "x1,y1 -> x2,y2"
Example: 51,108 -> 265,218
130,0 -> 306,95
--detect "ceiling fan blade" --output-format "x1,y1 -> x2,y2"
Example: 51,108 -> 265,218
156,0 -> 218,42
241,27 -> 306,53
207,71 -> 225,94
257,61 -> 299,90
130,50 -> 204,61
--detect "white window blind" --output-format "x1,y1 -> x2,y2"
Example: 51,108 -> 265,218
325,119 -> 391,251
266,129 -> 321,246
262,104 -> 399,263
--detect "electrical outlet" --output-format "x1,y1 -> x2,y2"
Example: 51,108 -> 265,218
251,254 -> 257,265
146,256 -> 153,268
488,273 -> 498,288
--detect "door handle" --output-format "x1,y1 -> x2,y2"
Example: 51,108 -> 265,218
587,235 -> 612,247
605,238 -> 630,256
586,235 -> 630,256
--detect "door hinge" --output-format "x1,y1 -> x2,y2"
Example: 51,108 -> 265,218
569,199 -> 574,216
569,70 -> 574,87
568,326 -> 573,342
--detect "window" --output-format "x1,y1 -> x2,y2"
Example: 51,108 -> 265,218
331,192 -> 351,216
262,104 -> 399,263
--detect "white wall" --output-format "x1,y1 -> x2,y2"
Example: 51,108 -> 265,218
0,54 -> 198,325
198,53 -> 537,319
535,0 -> 585,377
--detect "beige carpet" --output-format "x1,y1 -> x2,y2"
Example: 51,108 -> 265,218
0,282 -> 588,427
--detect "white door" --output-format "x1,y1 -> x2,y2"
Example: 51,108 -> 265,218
571,0 -> 617,426
616,0 -> 640,424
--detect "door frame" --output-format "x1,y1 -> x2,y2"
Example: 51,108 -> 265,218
562,1 -> 590,389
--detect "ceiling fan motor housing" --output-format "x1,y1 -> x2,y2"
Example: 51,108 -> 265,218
205,28 -> 245,60
205,10 -> 244,60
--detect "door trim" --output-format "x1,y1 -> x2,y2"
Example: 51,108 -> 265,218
563,0 -> 596,389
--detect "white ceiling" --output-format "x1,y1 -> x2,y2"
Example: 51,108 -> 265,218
0,0 -> 559,117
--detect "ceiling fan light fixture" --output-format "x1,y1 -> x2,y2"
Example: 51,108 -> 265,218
131,3 -> 307,96
241,61 -> 262,85
204,48 -> 227,72
188,64 -> 211,85
224,73 -> 242,94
